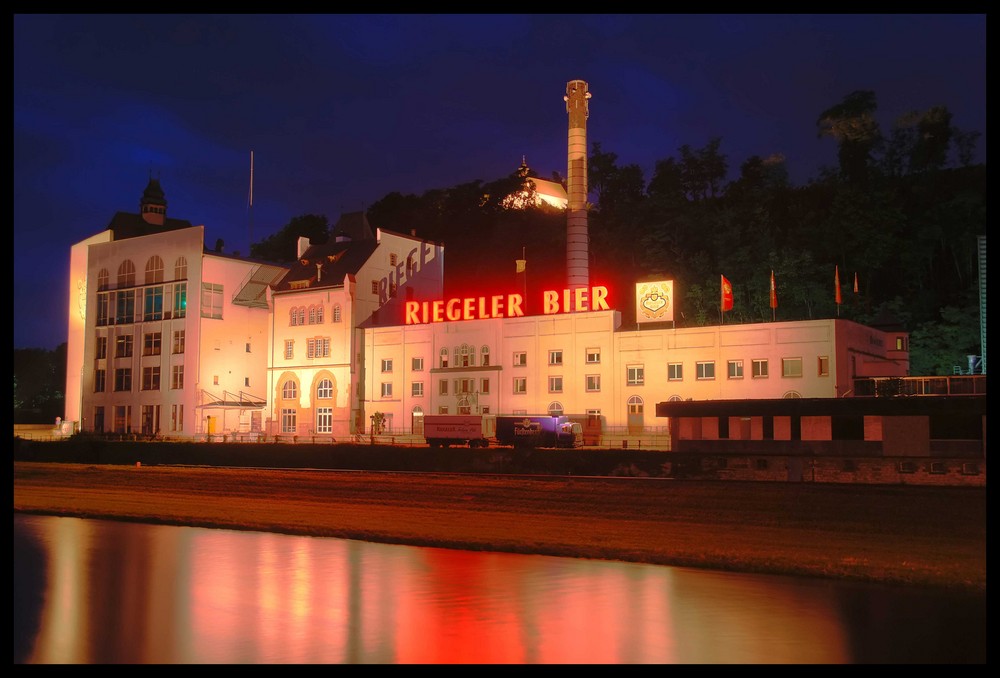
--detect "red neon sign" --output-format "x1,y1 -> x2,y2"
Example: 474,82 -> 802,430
405,286 -> 609,325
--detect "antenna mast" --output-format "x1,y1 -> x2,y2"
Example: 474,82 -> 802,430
248,150 -> 254,254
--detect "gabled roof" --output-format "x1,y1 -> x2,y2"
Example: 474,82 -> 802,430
331,211 -> 375,241
273,238 -> 377,292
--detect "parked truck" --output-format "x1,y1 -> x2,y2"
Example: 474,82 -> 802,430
422,414 -> 493,448
495,415 -> 584,449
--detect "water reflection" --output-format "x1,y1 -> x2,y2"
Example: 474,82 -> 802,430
14,514 -> 985,664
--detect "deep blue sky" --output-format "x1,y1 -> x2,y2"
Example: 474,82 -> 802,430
14,14 -> 986,349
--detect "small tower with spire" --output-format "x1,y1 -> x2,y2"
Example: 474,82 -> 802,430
140,175 -> 167,226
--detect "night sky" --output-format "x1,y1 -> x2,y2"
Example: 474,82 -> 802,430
13,14 -> 986,350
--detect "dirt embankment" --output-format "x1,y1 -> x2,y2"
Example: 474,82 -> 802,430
13,462 -> 986,593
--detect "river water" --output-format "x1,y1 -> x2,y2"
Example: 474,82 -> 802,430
13,514 -> 985,664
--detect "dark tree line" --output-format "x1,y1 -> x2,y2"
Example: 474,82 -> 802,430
17,92 -> 984,423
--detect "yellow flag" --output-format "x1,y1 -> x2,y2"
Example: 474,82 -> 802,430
516,259 -> 526,273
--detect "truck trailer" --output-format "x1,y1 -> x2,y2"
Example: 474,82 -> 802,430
422,414 -> 493,448
494,415 -> 583,449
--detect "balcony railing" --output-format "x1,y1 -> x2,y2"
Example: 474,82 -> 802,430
852,375 -> 986,397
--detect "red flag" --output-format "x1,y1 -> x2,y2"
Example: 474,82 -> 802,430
835,266 -> 842,305
721,275 -> 734,311
853,272 -> 859,294
769,270 -> 777,309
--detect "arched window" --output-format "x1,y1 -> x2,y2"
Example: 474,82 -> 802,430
457,397 -> 472,415
282,381 -> 297,399
308,306 -> 317,324
97,268 -> 109,290
290,308 -> 299,326
782,391 -> 802,399
174,257 -> 187,280
297,307 -> 305,326
317,379 -> 333,399
481,345 -> 490,366
145,256 -> 164,284
548,401 -> 564,416
315,305 -> 324,324
117,260 -> 136,287
440,347 -> 449,368
627,395 -> 644,415
668,395 -> 682,402
333,304 -> 342,323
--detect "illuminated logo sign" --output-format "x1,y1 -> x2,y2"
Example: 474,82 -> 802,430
405,286 -> 609,325
635,280 -> 673,324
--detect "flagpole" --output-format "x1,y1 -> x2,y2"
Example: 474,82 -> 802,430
720,274 -> 724,325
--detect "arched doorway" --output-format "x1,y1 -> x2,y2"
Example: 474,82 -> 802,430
627,395 -> 644,434
412,406 -> 424,435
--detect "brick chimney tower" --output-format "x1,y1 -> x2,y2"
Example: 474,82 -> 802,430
564,79 -> 591,291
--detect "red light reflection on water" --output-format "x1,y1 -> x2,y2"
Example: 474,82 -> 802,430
22,517 -> 852,664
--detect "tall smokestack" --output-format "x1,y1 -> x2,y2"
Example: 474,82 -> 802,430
564,79 -> 591,291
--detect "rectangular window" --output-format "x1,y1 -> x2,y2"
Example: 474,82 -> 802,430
513,351 -> 527,367
280,408 -> 296,434
246,342 -> 251,353
412,382 -> 424,397
171,404 -> 183,432
697,361 -> 716,380
173,330 -> 185,354
586,374 -> 601,392
439,379 -> 448,395
961,463 -> 980,476
94,368 -> 106,393
307,338 -> 315,359
143,332 -> 162,356
898,461 -> 916,474
173,283 -> 187,318
752,359 -> 768,378
115,289 -> 136,325
481,378 -> 490,394
782,357 -> 803,378
513,377 -> 527,394
412,357 -> 424,371
586,348 -> 601,364
319,338 -> 330,358
141,366 -> 160,391
96,292 -> 110,326
818,356 -> 830,377
929,462 -> 946,475
200,283 -> 224,319
116,334 -> 133,358
114,368 -> 132,392
95,336 -> 108,360
244,377 -> 250,387
549,376 -> 563,393
171,365 -> 184,390
371,281 -> 379,295
284,340 -> 294,360
896,337 -> 907,351
143,286 -> 164,321
381,359 -> 393,373
548,350 -> 563,366
316,408 -> 333,434
668,363 -> 683,381
627,365 -> 644,386
455,378 -> 475,394
728,360 -> 744,379
438,406 -> 449,415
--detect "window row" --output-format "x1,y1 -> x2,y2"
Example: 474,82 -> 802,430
96,256 -> 187,291
289,304 -> 342,326
93,365 -> 185,392
95,330 -> 187,359
96,283 -> 188,325
283,337 -> 332,360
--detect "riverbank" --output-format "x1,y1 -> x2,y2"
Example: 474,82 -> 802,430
13,462 -> 986,593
